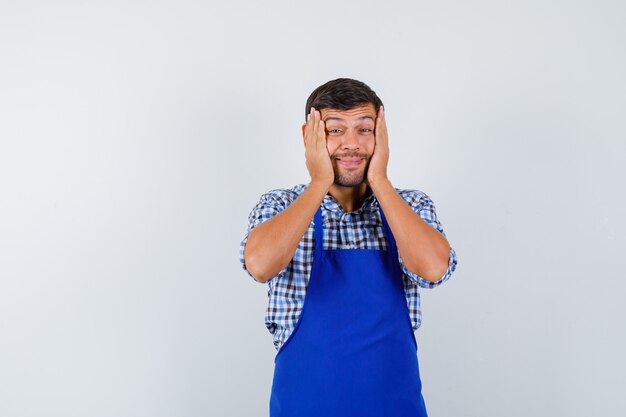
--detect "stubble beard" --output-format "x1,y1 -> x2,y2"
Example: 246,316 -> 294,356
332,153 -> 371,187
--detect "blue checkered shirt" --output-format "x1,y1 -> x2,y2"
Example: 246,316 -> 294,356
240,183 -> 458,351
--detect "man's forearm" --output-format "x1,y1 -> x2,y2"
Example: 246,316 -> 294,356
244,181 -> 329,283
369,179 -> 450,282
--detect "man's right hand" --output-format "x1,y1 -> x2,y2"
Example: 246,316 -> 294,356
304,107 -> 334,188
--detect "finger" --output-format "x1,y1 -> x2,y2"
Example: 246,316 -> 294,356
317,119 -> 326,149
308,107 -> 316,131
374,108 -> 382,144
376,107 -> 388,143
311,109 -> 319,142
376,106 -> 386,129
305,107 -> 316,146
315,110 -> 324,143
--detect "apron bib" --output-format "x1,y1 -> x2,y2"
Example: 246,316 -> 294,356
269,205 -> 428,417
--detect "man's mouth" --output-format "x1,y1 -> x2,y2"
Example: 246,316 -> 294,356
336,158 -> 364,168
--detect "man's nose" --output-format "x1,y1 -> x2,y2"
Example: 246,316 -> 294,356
341,129 -> 359,149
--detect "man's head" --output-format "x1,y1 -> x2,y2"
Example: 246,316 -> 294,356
302,78 -> 384,187
304,78 -> 384,120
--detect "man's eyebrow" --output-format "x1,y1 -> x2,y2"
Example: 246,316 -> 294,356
323,115 -> 375,122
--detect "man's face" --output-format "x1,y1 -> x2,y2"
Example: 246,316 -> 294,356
319,103 -> 377,187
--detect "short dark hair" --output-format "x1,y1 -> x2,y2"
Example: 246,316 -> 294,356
304,78 -> 383,120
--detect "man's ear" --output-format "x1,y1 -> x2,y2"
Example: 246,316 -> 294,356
301,123 -> 307,147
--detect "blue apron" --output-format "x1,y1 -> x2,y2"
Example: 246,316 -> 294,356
269,205 -> 428,416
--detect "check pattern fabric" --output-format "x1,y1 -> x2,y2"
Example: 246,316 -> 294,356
239,183 -> 458,351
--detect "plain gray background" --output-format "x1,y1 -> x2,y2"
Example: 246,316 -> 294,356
1,0 -> 625,416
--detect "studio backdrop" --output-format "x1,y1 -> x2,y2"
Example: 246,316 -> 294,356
0,1 -> 624,416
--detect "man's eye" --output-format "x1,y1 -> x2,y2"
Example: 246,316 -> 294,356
360,129 -> 373,133
328,129 -> 343,134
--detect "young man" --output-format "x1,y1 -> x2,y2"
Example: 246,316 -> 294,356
239,78 -> 458,417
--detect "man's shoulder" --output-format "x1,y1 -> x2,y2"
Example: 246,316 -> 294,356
391,187 -> 431,206
257,184 -> 308,207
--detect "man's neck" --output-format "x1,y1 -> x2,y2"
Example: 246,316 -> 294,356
327,182 -> 371,213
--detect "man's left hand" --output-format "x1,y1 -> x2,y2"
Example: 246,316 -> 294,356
366,106 -> 390,187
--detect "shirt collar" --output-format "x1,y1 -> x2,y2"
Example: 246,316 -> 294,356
321,186 -> 378,214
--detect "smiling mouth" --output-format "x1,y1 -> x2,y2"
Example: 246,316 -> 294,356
336,158 -> 364,167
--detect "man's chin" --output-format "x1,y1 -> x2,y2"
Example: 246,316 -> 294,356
332,165 -> 369,188
333,176 -> 366,188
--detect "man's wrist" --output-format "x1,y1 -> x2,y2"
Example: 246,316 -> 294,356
307,179 -> 332,196
368,177 -> 392,195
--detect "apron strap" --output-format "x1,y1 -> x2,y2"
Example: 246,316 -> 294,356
378,204 -> 398,256
313,206 -> 324,257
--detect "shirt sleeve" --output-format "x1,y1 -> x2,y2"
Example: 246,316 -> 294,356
239,191 -> 289,283
397,190 -> 458,289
